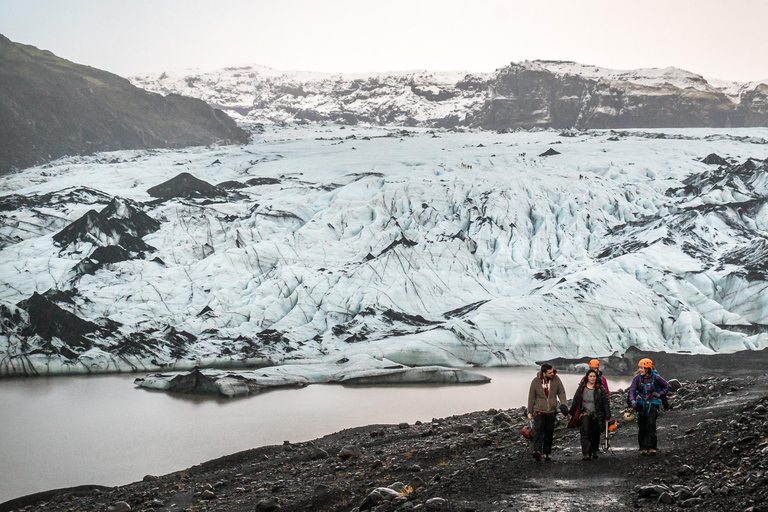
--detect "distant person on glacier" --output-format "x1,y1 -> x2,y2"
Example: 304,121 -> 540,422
628,358 -> 671,456
569,368 -> 610,460
527,363 -> 570,461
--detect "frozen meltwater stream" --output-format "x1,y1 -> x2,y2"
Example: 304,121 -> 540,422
0,369 -> 632,503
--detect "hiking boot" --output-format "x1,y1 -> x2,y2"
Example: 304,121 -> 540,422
543,454 -> 552,462
648,449 -> 657,456
640,450 -> 648,456
590,452 -> 598,460
582,455 -> 590,461
533,451 -> 542,461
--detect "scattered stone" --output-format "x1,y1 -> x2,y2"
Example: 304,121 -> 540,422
339,444 -> 362,460
107,502 -> 131,512
425,497 -> 448,509
360,487 -> 401,509
492,412 -> 512,425
311,448 -> 329,460
256,497 -> 281,511
659,491 -> 675,504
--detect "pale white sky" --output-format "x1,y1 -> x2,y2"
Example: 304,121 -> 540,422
1,0 -> 767,82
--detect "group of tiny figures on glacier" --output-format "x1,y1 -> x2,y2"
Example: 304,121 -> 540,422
525,359 -> 671,461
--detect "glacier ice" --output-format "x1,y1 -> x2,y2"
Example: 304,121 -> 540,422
2,125 -> 768,378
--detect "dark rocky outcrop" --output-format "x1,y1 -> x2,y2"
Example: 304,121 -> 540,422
0,34 -> 249,175
476,63 -> 744,130
147,172 -> 224,199
53,196 -> 160,252
23,292 -> 98,351
701,153 -> 730,166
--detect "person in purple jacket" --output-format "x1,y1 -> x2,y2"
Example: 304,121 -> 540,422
628,358 -> 671,456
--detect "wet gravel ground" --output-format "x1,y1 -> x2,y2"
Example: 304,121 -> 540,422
2,372 -> 768,512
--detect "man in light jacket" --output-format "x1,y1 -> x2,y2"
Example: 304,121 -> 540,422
527,363 -> 569,461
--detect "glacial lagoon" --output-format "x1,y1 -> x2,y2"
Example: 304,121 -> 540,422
0,368 -> 632,503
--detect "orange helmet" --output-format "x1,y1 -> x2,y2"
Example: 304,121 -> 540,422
608,423 -> 618,432
589,359 -> 600,368
638,358 -> 653,369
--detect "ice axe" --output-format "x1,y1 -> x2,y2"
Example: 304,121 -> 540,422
604,418 -> 617,453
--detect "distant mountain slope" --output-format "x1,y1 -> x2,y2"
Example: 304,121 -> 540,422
131,60 -> 768,129
0,34 -> 249,175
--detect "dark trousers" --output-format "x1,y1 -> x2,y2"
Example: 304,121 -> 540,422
579,412 -> 601,456
533,413 -> 556,455
637,404 -> 659,450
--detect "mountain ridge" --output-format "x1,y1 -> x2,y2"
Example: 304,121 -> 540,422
130,59 -> 768,129
0,34 -> 249,175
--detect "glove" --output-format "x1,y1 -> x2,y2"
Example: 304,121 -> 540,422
652,392 -> 660,398
559,404 -> 569,416
631,400 -> 637,408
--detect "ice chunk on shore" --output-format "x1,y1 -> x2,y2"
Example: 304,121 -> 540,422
134,354 -> 490,398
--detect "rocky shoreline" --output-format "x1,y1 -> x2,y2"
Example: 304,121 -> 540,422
3,363 -> 767,512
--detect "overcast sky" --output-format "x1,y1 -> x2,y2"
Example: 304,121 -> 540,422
2,0 -> 767,82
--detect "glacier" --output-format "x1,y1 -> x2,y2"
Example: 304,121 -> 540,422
2,124 -> 768,380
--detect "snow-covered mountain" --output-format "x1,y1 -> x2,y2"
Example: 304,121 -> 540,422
130,61 -> 768,129
2,125 -> 768,376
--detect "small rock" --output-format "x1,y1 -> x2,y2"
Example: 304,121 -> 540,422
658,492 -> 675,504
399,422 -> 410,429
492,412 -> 512,425
311,448 -> 329,460
455,424 -> 474,434
339,444 -> 362,460
142,475 -> 159,482
107,502 -> 131,512
389,482 -> 408,493
256,497 -> 281,511
409,476 -> 426,490
680,497 -> 703,508
360,487 -> 401,509
201,489 -> 216,500
668,379 -> 682,392
425,497 -> 447,509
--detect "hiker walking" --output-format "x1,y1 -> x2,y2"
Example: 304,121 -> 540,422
527,363 -> 569,461
579,359 -> 610,405
628,358 -> 671,456
569,368 -> 610,460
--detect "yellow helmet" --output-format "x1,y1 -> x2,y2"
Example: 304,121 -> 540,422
589,359 -> 600,368
638,358 -> 653,369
